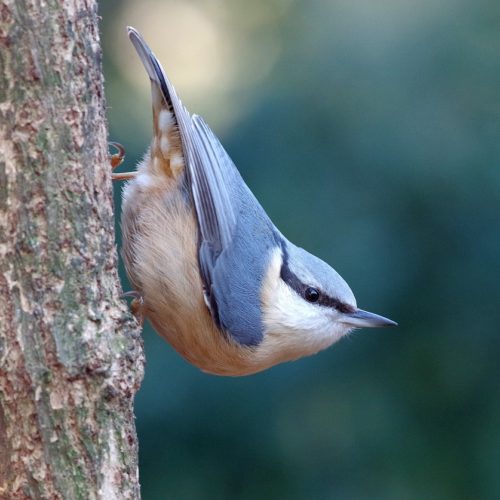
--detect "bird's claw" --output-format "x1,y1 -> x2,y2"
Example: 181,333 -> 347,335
109,141 -> 137,181
109,141 -> 125,169
121,290 -> 145,325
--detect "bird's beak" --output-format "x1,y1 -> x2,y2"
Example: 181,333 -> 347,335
341,309 -> 397,328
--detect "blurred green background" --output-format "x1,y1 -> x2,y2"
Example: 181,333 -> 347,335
99,1 -> 500,498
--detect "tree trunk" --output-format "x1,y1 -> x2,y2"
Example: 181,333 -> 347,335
0,1 -> 144,498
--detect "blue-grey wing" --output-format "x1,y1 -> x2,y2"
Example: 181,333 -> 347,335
190,116 -> 239,275
190,116 -> 278,346
128,27 -> 277,345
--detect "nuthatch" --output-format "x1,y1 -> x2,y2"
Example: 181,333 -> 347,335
114,27 -> 396,376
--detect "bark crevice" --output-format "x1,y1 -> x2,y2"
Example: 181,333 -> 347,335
0,1 -> 144,498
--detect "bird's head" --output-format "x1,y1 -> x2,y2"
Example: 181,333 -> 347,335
260,243 -> 396,360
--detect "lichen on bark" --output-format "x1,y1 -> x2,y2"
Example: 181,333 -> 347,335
0,1 -> 144,499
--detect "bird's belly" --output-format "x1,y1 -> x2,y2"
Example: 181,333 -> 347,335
120,175 -> 262,375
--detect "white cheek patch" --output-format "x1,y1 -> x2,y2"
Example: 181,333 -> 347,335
260,248 -> 349,358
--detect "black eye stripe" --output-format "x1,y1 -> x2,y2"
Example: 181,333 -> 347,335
279,247 -> 355,314
318,296 -> 354,314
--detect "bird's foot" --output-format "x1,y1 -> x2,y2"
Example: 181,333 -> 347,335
121,290 -> 145,325
109,141 -> 136,181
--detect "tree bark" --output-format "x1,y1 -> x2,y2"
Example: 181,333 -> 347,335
0,1 -> 144,499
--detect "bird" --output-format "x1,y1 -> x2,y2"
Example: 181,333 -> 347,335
113,27 -> 396,376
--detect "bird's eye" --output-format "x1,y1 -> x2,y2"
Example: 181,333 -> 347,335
305,287 -> 320,303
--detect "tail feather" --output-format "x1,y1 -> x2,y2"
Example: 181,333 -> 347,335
127,26 -> 186,179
